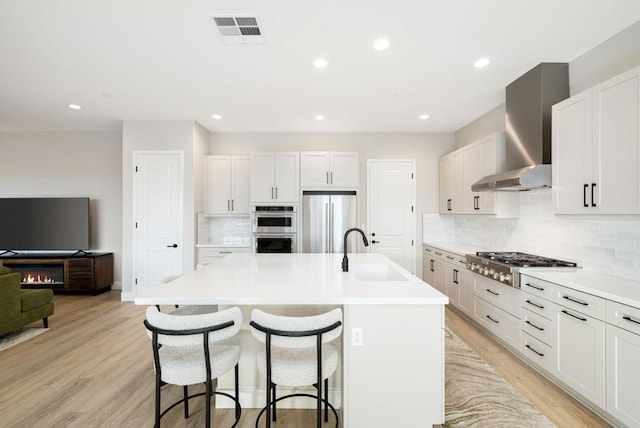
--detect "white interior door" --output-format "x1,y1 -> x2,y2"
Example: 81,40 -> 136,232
134,151 -> 183,291
367,159 -> 416,274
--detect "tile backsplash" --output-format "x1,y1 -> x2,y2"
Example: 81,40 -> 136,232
424,189 -> 640,282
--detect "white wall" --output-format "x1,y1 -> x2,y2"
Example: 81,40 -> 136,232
0,131 -> 123,286
210,132 -> 455,277
122,120 -> 206,299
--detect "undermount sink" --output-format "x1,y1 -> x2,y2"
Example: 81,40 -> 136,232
350,263 -> 408,282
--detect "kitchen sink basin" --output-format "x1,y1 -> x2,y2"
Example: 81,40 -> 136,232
350,263 -> 408,282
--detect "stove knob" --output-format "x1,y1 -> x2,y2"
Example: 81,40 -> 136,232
499,273 -> 505,281
493,272 -> 500,279
504,274 -> 512,283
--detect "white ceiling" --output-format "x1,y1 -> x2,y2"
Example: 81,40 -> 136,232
1,1 -> 640,133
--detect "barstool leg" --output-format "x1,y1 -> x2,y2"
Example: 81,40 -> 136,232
155,374 -> 161,428
183,385 -> 189,418
205,379 -> 212,428
235,364 -> 240,419
272,383 -> 277,421
324,378 -> 329,422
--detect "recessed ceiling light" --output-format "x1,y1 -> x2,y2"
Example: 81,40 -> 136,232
313,58 -> 328,68
315,115 -> 325,121
67,104 -> 82,110
373,38 -> 390,51
211,114 -> 222,120
419,114 -> 430,120
474,58 -> 490,68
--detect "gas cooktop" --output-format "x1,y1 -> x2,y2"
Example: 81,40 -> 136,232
466,252 -> 578,288
474,252 -> 578,268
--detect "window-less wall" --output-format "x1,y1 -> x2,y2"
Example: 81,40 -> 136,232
0,131 -> 123,288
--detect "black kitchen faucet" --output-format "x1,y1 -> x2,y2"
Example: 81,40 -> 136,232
342,228 -> 369,272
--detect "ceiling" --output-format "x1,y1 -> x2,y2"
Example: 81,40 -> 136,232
1,1 -> 640,134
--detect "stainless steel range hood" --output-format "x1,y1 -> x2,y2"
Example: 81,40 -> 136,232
472,63 -> 569,192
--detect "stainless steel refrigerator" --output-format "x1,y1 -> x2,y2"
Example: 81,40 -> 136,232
302,191 -> 357,253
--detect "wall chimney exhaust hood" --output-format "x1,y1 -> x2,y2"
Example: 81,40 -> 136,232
472,63 -> 569,191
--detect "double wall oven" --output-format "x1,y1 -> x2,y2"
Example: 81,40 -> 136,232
251,204 -> 297,253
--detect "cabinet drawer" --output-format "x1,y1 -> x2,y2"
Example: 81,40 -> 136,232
520,275 -> 554,301
521,307 -> 555,346
520,292 -> 554,320
474,297 -> 520,349
520,331 -> 555,373
552,285 -> 605,320
606,300 -> 640,336
474,276 -> 521,318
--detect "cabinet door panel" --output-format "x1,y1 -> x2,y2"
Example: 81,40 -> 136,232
274,152 -> 299,202
606,324 -> 640,426
251,153 -> 276,202
206,156 -> 231,214
555,304 -> 605,408
300,152 -> 330,187
330,152 -> 359,187
231,156 -> 250,214
552,91 -> 593,214
593,68 -> 640,214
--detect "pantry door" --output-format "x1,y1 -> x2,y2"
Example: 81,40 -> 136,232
133,151 -> 183,292
367,159 -> 416,274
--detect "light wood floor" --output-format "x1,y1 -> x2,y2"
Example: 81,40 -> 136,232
0,291 -> 610,427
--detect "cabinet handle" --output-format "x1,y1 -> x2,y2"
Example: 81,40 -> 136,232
453,269 -> 459,284
525,344 -> 545,357
561,309 -> 587,322
425,248 -> 432,253
326,172 -> 329,184
430,259 -> 434,272
446,255 -> 454,260
623,316 -> 640,325
486,315 -> 499,324
271,187 -> 274,199
447,199 -> 452,211
583,184 -> 588,208
330,171 -> 333,184
525,282 -> 545,291
219,251 -> 232,254
525,320 -> 545,331
435,252 -> 443,256
485,289 -> 499,296
525,299 -> 545,310
591,183 -> 596,207
275,187 -> 278,199
458,259 -> 466,265
562,295 -> 589,306
231,200 -> 234,211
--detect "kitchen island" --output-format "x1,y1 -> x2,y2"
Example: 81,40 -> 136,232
136,252 -> 448,427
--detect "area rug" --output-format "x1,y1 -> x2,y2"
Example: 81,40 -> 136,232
443,326 -> 555,427
0,328 -> 48,352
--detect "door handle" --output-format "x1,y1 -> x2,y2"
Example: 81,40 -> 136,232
167,244 -> 178,248
583,184 -> 588,207
591,183 -> 596,207
371,240 -> 379,244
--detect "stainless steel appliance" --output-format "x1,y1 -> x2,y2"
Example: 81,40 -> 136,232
251,205 -> 297,233
302,191 -> 357,253
251,205 -> 297,253
253,234 -> 297,253
466,252 -> 577,288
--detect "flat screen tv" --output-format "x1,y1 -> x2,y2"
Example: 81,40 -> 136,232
0,198 -> 90,252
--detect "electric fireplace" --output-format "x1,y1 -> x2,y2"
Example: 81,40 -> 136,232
5,263 -> 64,288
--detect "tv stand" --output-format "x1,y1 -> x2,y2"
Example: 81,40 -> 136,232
0,252 -> 113,294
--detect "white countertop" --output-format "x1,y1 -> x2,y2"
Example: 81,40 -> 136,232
521,268 -> 640,309
135,253 -> 448,306
423,241 -> 486,257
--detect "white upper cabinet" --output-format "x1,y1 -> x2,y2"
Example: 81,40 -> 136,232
250,152 -> 300,203
553,66 -> 640,214
300,152 -> 359,188
440,132 -> 514,216
439,150 -> 464,214
205,155 -> 250,215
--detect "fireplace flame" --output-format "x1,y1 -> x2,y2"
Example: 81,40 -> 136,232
23,274 -> 56,284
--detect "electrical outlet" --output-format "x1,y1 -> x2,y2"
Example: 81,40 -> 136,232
351,327 -> 363,346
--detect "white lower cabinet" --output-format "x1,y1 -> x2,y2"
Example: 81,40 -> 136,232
473,296 -> 520,348
196,247 -> 250,265
605,301 -> 640,427
554,301 -> 606,409
423,245 -> 472,315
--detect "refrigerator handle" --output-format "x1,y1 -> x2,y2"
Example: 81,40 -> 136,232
330,202 -> 334,253
325,203 -> 330,253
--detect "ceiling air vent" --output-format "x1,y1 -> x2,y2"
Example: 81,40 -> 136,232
212,16 -> 264,45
